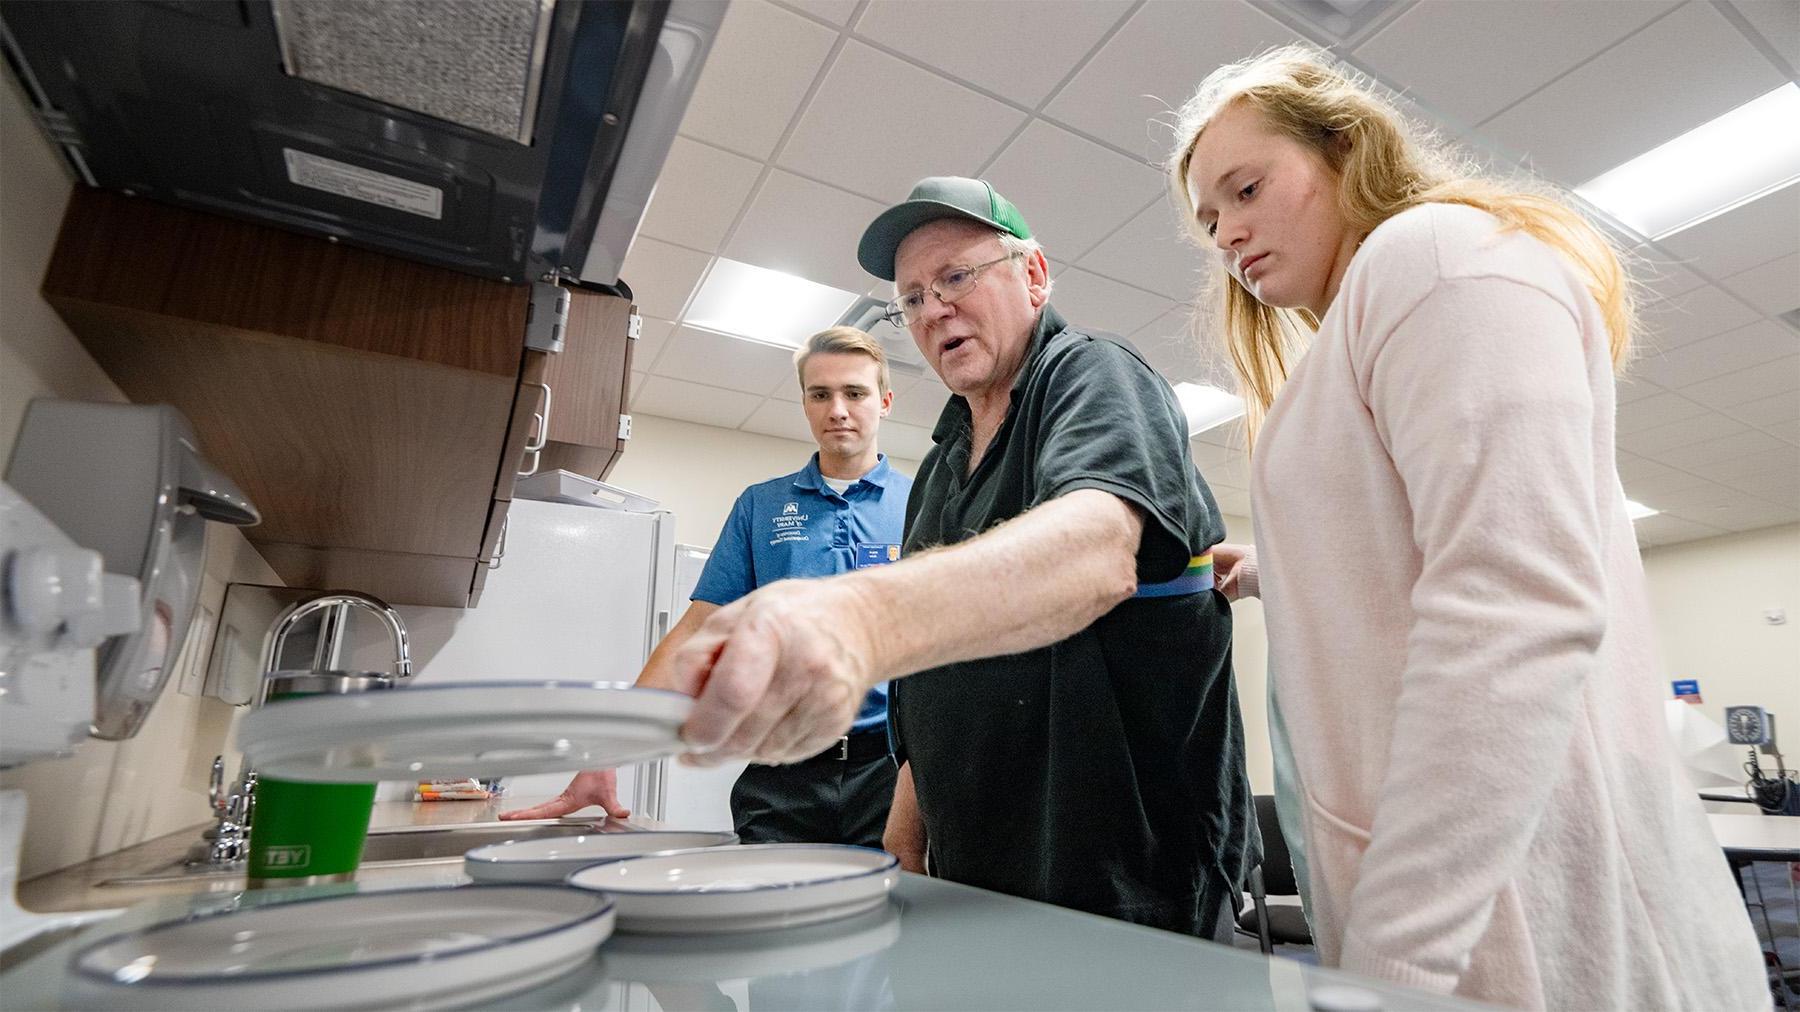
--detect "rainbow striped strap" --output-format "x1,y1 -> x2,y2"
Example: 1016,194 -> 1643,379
1133,554 -> 1215,598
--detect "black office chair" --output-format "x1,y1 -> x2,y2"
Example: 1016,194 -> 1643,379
1238,794 -> 1313,954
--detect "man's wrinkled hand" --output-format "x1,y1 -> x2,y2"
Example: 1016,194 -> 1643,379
669,578 -> 879,766
498,768 -> 630,821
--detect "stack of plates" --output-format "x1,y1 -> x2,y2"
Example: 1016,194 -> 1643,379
237,682 -> 691,781
567,844 -> 899,934
66,885 -> 614,1010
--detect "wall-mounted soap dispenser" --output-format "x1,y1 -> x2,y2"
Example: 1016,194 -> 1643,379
5,399 -> 261,739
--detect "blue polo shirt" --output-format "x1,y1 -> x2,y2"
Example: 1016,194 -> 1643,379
691,454 -> 912,733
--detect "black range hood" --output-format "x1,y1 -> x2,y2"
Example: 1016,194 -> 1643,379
0,0 -> 724,286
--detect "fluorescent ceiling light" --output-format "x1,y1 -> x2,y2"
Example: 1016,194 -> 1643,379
1575,83 -> 1800,240
1172,382 -> 1246,436
1625,498 -> 1661,521
684,258 -> 859,348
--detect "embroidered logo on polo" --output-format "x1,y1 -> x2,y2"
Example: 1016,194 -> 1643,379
771,502 -> 811,545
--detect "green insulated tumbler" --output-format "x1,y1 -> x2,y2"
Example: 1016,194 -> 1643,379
246,672 -> 393,887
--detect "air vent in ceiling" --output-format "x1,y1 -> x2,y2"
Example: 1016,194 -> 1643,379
1262,0 -> 1395,44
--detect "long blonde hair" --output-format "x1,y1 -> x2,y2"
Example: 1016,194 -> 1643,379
1165,45 -> 1637,448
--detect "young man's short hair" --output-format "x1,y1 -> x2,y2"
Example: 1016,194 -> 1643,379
793,326 -> 890,395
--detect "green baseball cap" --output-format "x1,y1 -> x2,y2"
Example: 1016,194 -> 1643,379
857,176 -> 1032,281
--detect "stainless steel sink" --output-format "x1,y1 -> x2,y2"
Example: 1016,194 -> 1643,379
96,818 -> 611,887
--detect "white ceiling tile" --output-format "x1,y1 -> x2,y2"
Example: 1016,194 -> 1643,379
1722,389 -> 1800,428
1616,410 -> 1751,455
1655,179 -> 1800,281
1703,499 -> 1800,533
739,398 -> 819,444
724,170 -> 888,293
856,1 -> 1130,108
1764,418 -> 1800,445
779,41 -> 1027,201
1131,326 -> 1213,386
1189,439 -> 1234,469
879,420 -> 937,460
1615,449 -> 1682,484
1616,391 -> 1713,435
1043,0 -> 1303,162
1644,481 -> 1758,513
1728,468 -> 1800,503
775,0 -> 859,26
1212,487 -> 1253,519
1676,354 -> 1800,410
636,138 -> 764,253
632,375 -> 764,429
1614,372 -> 1667,403
1721,253 -> 1800,317
1636,284 -> 1762,352
1194,417 -> 1249,451
1631,513 -> 1729,546
1635,320 -> 1800,390
1352,1 -> 1676,127
1047,267 -> 1175,336
1682,442 -> 1798,483
1479,2 -> 1785,184
629,317 -> 677,373
652,326 -> 799,395
1632,254 -> 1709,300
679,1 -> 838,160
620,238 -> 712,319
888,378 -> 949,428
1078,195 -> 1212,300
982,122 -> 1165,257
1209,457 -> 1252,488
1654,428 -> 1790,472
1730,0 -> 1800,68
1624,466 -> 1713,502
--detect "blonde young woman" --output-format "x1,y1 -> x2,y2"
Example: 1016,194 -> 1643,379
1167,46 -> 1767,1010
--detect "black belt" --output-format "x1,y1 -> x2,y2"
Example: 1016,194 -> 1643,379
800,728 -> 890,764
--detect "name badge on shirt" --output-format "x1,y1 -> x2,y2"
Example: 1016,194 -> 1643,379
856,543 -> 901,568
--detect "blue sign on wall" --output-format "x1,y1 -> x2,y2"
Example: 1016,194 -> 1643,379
1671,679 -> 1701,697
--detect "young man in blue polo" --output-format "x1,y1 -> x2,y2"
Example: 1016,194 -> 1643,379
504,327 -> 910,846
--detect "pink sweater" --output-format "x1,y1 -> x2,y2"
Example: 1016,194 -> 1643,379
1244,204 -> 1768,1009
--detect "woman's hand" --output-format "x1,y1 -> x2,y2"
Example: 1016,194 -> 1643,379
1213,542 -> 1258,601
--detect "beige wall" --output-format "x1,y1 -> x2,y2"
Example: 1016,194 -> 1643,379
1,78 -> 278,879
1640,524 -> 1800,734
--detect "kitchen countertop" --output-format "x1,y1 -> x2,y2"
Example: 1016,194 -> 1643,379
14,796 -> 623,914
4,871 -> 1485,1011
8,799 -> 1485,1009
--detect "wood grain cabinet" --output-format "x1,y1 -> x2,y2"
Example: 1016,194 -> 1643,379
41,188 -> 635,607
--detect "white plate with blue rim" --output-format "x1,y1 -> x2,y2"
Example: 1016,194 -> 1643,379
566,843 -> 899,935
65,884 -> 613,1011
238,681 -> 690,782
465,830 -> 739,884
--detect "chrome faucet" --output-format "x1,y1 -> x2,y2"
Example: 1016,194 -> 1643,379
194,591 -> 412,869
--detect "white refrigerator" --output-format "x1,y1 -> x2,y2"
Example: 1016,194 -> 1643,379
345,496 -> 748,828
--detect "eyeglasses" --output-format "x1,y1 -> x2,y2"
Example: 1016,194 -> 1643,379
883,252 -> 1023,327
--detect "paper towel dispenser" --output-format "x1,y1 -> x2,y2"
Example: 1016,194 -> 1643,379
5,400 -> 260,739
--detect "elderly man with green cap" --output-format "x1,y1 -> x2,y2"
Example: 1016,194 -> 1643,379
670,176 -> 1256,940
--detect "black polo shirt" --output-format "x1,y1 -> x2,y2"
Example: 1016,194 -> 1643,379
891,304 -> 1257,936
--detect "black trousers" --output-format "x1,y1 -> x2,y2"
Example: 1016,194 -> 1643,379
729,745 -> 897,848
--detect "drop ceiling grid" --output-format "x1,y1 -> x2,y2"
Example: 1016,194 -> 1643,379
618,0 -> 1798,544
